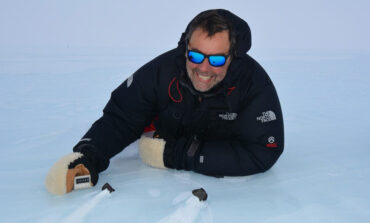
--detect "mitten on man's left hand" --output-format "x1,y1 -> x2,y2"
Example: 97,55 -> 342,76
139,135 -> 167,169
139,131 -> 182,169
139,131 -> 192,170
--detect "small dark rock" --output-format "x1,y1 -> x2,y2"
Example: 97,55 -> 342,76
102,183 -> 115,193
192,188 -> 207,201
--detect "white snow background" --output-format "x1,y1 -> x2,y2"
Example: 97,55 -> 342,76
1,1 -> 370,222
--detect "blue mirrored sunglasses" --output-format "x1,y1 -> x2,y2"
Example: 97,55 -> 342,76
187,49 -> 229,67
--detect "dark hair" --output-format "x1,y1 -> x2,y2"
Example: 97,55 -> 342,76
185,10 -> 236,56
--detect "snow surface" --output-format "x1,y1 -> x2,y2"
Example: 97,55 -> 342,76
1,48 -> 370,223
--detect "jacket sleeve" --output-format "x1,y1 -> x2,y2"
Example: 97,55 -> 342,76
186,83 -> 284,177
73,60 -> 159,173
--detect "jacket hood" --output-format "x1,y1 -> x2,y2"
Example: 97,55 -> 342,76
177,9 -> 252,58
176,9 -> 252,97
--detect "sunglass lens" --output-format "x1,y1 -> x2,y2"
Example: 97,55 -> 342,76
188,51 -> 205,64
208,55 -> 226,67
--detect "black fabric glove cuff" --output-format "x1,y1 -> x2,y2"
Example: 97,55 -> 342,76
68,154 -> 99,186
73,143 -> 110,173
163,137 -> 189,170
163,139 -> 176,169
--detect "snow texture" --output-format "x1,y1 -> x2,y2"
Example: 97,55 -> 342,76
60,190 -> 111,223
2,1 -> 370,221
1,47 -> 370,223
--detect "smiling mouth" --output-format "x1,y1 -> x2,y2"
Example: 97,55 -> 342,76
196,72 -> 212,83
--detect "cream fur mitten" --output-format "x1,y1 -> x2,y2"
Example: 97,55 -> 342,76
45,152 -> 93,195
139,136 -> 167,169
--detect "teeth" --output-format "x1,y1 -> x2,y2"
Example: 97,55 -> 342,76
198,74 -> 211,81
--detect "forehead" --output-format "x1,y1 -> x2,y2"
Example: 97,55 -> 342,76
188,28 -> 230,54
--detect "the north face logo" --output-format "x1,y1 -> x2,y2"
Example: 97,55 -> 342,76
256,111 -> 276,123
219,112 -> 238,120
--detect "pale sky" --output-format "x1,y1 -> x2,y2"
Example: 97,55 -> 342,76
1,0 -> 369,51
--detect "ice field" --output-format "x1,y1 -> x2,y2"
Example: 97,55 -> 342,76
1,0 -> 370,222
0,48 -> 370,222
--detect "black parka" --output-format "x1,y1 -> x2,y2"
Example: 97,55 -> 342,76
74,9 -> 284,177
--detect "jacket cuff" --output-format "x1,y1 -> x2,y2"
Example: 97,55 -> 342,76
163,137 -> 191,170
163,139 -> 176,169
73,143 -> 110,173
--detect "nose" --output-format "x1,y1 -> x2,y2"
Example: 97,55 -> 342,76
198,58 -> 212,72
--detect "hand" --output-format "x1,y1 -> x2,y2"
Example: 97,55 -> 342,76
45,152 -> 98,195
139,135 -> 167,169
139,132 -> 192,170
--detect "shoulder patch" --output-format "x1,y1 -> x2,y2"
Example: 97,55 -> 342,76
266,136 -> 278,148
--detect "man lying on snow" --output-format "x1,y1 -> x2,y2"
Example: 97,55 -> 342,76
45,9 -> 284,195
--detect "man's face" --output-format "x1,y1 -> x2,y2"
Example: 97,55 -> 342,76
186,28 -> 231,92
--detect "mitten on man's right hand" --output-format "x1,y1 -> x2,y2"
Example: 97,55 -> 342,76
45,152 -> 98,195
